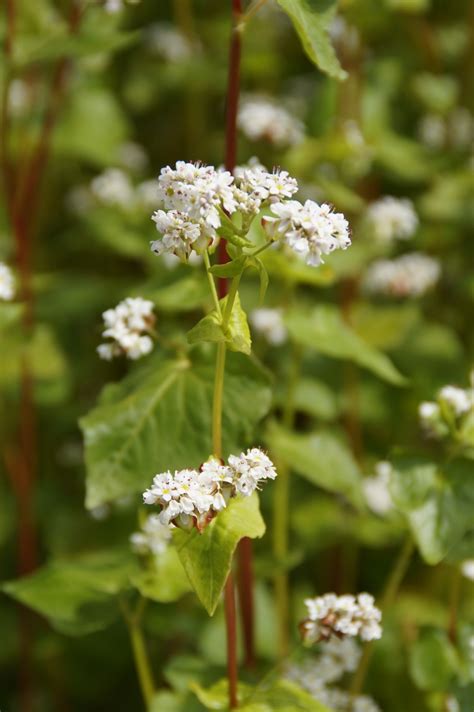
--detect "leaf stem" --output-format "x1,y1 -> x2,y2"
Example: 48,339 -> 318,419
222,274 -> 242,330
203,250 -> 223,317
121,598 -> 155,708
224,574 -> 239,708
350,537 -> 414,696
241,0 -> 269,25
212,342 -> 227,459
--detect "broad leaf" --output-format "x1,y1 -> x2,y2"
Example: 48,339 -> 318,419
409,628 -> 458,691
275,0 -> 347,80
187,293 -> 251,354
131,547 -> 191,603
174,495 -> 265,615
2,549 -> 137,635
285,305 -> 407,385
80,351 -> 271,508
266,423 -> 363,507
261,249 -> 334,287
390,457 -> 474,564
209,256 -> 247,278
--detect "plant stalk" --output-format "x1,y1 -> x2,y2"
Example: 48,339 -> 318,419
127,620 -> 155,707
273,344 -> 302,658
350,537 -> 414,696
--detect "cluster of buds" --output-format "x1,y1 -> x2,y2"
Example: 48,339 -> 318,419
300,593 -> 382,645
97,297 -> 156,361
419,381 -> 473,438
142,448 -> 277,531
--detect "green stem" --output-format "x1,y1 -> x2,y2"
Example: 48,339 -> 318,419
212,342 -> 227,458
203,250 -> 222,316
350,537 -> 414,696
273,344 -> 302,658
122,599 -> 155,708
241,0 -> 268,25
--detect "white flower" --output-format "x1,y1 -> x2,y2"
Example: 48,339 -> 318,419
461,560 -> 474,581
233,164 -> 298,215
363,253 -> 440,297
445,696 -> 460,712
130,514 -> 172,558
142,449 -> 277,530
151,209 -> 210,261
104,0 -> 140,13
250,308 -> 287,345
363,461 -> 393,516
90,168 -> 134,206
0,263 -> 15,301
301,593 -> 382,644
136,180 -> 158,209
97,297 -> 155,360
238,96 -> 304,147
419,401 -> 440,421
228,447 -> 277,497
145,23 -> 194,62
366,196 -> 418,243
439,385 -> 472,417
263,199 -> 351,267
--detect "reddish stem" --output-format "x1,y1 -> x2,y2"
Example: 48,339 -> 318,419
224,574 -> 239,708
221,0 -> 257,672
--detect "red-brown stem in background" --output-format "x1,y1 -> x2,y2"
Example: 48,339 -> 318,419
224,574 -> 239,708
2,4 -> 83,711
221,0 -> 257,671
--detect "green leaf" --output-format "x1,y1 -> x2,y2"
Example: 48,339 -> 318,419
174,495 -> 265,615
290,377 -> 339,421
390,457 -> 474,564
80,352 -> 271,509
150,275 -> 209,312
350,304 -> 420,350
244,678 -> 331,711
192,679 -> 253,710
266,423 -> 363,507
131,547 -> 191,603
285,306 -> 407,385
209,256 -> 247,278
409,628 -> 458,691
275,0 -> 347,80
2,549 -> 137,635
187,293 -> 251,355
252,257 -> 269,304
261,249 -> 335,287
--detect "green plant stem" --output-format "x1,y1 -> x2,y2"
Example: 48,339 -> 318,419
203,251 -> 222,316
210,273 -> 240,706
273,345 -> 302,659
122,599 -> 155,708
350,537 -> 414,696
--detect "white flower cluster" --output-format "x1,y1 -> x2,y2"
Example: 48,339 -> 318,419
363,461 -> 393,516
150,160 -> 298,261
145,23 -> 194,63
104,0 -> 140,13
250,308 -> 287,346
0,263 -> 15,301
237,96 -> 304,147
286,639 -> 380,712
461,559 -> 474,581
91,168 -> 134,206
419,108 -> 474,150
366,196 -> 418,243
97,297 -> 155,360
143,448 -> 277,531
263,200 -> 351,267
130,514 -> 172,559
300,593 -> 382,644
363,253 -> 440,298
419,383 -> 473,436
